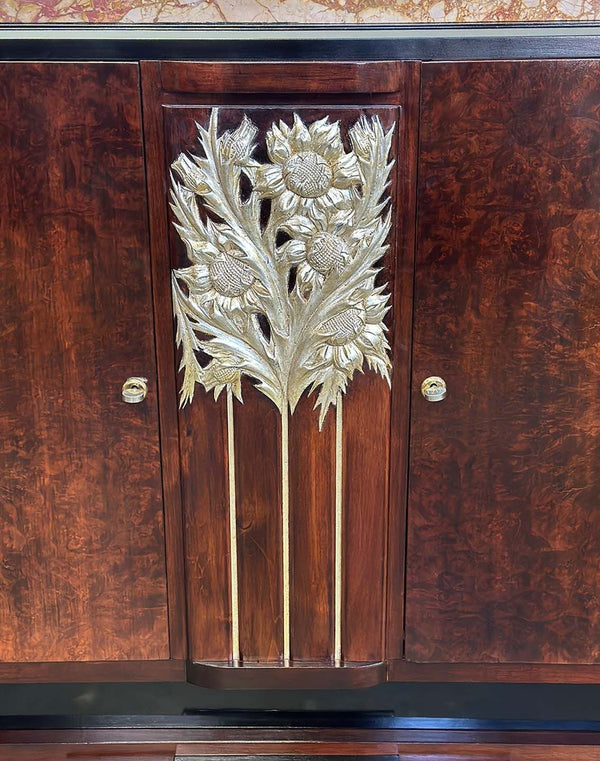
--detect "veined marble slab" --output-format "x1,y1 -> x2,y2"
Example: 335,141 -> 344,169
0,0 -> 598,25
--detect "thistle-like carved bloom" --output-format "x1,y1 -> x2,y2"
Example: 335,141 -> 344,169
279,208 -> 355,298
175,235 -> 269,320
316,295 -> 390,373
219,115 -> 258,165
203,358 -> 243,401
303,292 -> 391,426
171,109 -> 395,426
253,114 -> 361,214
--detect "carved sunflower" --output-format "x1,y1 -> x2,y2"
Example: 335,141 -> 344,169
252,114 -> 361,214
314,293 -> 391,380
278,208 -> 354,297
176,236 -> 269,320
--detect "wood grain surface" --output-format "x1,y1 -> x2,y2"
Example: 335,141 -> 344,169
179,392 -> 231,662
4,727 -> 600,761
0,659 -> 185,683
388,659 -> 600,682
343,372 -> 390,662
386,61 -> 421,663
159,61 -> 405,95
406,60 -> 600,664
289,392 -> 335,662
234,384 -> 283,662
140,60 -> 189,660
0,63 -> 169,662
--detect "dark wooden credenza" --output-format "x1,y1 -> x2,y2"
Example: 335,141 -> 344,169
1,31 -> 599,689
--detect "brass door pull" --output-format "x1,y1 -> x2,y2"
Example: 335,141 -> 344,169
121,377 -> 148,403
421,376 -> 447,402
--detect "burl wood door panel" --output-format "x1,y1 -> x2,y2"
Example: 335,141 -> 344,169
0,63 -> 169,662
142,61 -> 418,674
406,61 -> 600,663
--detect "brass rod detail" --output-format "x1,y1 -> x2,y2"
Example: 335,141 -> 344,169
282,402 -> 291,667
227,388 -> 241,666
334,394 -> 343,667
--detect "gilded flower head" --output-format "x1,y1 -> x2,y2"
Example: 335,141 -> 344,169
176,232 -> 268,319
219,115 -> 258,166
252,114 -> 362,214
202,357 -> 243,401
172,152 -> 211,195
278,207 -> 355,298
313,291 -> 391,381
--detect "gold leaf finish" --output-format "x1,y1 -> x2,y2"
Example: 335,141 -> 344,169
171,109 -> 394,429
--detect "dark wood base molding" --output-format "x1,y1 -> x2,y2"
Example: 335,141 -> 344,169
186,661 -> 387,689
190,659 -> 600,687
390,661 -> 600,684
3,716 -> 600,760
4,658 -> 600,685
4,659 -> 600,686
0,660 -> 186,684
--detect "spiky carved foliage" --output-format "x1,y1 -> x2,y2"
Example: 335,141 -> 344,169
171,109 -> 394,428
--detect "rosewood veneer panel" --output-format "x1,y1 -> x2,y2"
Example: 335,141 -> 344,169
289,392 -> 335,662
234,381 -> 283,663
159,61 -> 404,95
407,60 -> 600,664
0,63 -> 169,662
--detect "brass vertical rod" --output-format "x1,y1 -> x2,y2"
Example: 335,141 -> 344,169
282,402 -> 291,666
334,394 -> 343,667
227,388 -> 240,667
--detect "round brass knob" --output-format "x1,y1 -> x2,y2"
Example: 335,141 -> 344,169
421,376 -> 447,402
122,377 -> 148,404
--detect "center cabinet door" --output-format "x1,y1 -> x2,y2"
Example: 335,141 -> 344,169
142,61 -> 419,686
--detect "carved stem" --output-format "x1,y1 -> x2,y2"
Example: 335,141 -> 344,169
334,394 -> 343,666
282,400 -> 291,666
227,387 -> 240,666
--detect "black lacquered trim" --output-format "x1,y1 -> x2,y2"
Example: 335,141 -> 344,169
0,23 -> 599,60
3,712 -> 600,731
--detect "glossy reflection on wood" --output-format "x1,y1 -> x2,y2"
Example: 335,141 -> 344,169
290,392 -> 335,663
0,63 -> 169,662
343,372 -> 390,663
159,61 -> 405,95
180,395 -> 231,662
407,60 -> 600,664
235,385 -> 283,663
